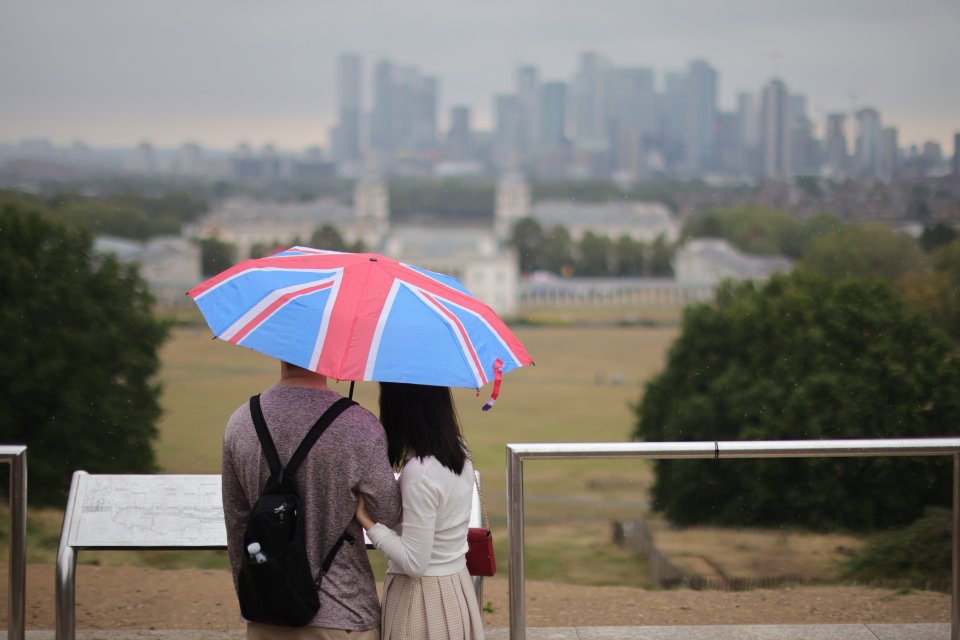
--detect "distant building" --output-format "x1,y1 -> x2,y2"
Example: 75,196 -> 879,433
674,239 -> 792,285
94,236 -> 202,306
187,197 -> 359,259
494,172 -> 677,243
368,59 -> 438,155
332,53 -> 363,163
446,105 -> 473,160
735,92 -> 760,175
760,79 -> 791,180
854,108 -> 882,178
685,60 -> 718,173
494,172 -> 531,237
188,173 -> 518,315
954,133 -> 960,176
520,272 -> 714,309
129,141 -> 158,175
528,200 -> 678,244
877,127 -> 899,183
571,52 -> 612,154
540,82 -> 568,148
230,144 -> 281,182
823,113 -> 849,179
382,226 -> 519,315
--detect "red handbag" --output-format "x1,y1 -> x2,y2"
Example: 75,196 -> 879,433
465,471 -> 496,576
466,527 -> 496,576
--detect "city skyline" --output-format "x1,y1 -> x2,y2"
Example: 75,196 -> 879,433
1,0 -> 957,151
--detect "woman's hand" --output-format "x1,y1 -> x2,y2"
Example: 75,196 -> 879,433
356,494 -> 375,529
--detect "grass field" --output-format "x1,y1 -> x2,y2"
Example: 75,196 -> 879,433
10,319 -> 865,588
148,323 -> 678,585
154,324 -> 677,510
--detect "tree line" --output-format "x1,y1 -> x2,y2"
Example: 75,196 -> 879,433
0,201 -> 168,505
1,189 -> 209,241
508,217 -> 675,277
632,205 -> 960,568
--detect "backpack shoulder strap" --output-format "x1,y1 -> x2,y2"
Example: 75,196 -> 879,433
249,394 -> 283,477
285,397 -> 356,478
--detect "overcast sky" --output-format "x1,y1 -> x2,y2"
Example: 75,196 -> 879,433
1,0 -> 957,152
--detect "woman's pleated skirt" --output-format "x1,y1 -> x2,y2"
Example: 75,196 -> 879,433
381,567 -> 485,640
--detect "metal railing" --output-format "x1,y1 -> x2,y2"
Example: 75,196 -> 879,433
506,438 -> 960,640
55,470 -> 485,640
0,446 -> 27,640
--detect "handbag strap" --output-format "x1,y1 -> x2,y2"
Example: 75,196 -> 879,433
472,467 -> 490,530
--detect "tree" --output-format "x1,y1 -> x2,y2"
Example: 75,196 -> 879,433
310,224 -> 348,251
682,207 -> 842,260
0,204 -> 169,505
199,237 -> 238,276
682,207 -> 801,257
799,223 -> 927,284
632,270 -> 960,531
614,235 -> 646,276
648,234 -> 674,276
509,217 -> 545,274
387,179 -> 494,224
841,508 -> 951,585
541,226 -> 575,276
577,231 -> 613,276
920,222 -> 958,253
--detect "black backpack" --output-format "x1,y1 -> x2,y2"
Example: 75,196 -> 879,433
236,394 -> 356,626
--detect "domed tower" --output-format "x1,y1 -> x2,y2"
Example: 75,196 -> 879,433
494,170 -> 530,240
353,167 -> 389,248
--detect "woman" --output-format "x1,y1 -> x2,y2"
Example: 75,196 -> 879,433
356,382 -> 485,640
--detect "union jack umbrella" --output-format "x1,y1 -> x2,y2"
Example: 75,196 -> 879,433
188,247 -> 533,408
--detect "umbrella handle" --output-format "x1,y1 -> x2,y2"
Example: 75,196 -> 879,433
349,380 -> 355,399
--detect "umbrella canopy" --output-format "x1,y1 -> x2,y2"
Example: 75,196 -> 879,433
188,247 -> 533,393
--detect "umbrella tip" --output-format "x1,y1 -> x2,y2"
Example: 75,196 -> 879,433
369,257 -> 378,262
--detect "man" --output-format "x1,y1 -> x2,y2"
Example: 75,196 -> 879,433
222,362 -> 402,639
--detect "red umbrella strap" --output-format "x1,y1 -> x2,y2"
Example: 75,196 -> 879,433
481,358 -> 504,412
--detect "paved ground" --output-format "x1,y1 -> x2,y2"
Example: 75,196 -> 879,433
1,625 -> 952,640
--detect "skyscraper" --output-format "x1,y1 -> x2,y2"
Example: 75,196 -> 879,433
953,132 -> 960,176
516,65 -> 541,156
447,105 -> 473,159
854,107 -> 882,178
760,78 -> 791,180
370,60 -> 394,153
661,71 -> 689,167
369,59 -> 439,154
685,60 -> 718,173
789,93 -> 817,176
494,93 -> 521,163
613,67 -> 657,138
824,113 -> 849,179
571,51 -> 612,152
333,54 -> 363,162
735,92 -> 759,174
877,127 -> 899,183
540,81 -> 568,148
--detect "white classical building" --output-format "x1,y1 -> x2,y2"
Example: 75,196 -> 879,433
185,195 -> 376,259
382,226 -> 519,315
494,172 -> 678,243
94,235 -> 202,306
186,174 -> 520,315
674,239 -> 792,285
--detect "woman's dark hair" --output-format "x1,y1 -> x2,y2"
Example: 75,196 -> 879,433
378,382 -> 468,475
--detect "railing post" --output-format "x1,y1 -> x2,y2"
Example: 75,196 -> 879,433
953,453 -> 959,640
507,446 -> 525,640
56,470 -> 86,640
505,439 -> 960,638
7,447 -> 27,640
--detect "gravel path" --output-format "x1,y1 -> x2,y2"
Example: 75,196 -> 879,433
3,565 -> 950,630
